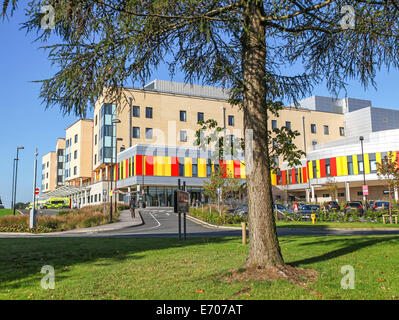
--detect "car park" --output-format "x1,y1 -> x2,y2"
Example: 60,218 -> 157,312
372,201 -> 391,211
273,204 -> 294,214
324,201 -> 340,211
343,202 -> 364,215
298,204 -> 320,219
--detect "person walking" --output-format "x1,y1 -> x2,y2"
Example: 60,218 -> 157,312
130,196 -> 136,219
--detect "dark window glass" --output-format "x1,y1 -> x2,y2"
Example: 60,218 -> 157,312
180,130 -> 187,142
180,110 -> 186,122
145,107 -> 153,118
339,127 -> 345,136
285,121 -> 291,130
228,115 -> 234,126
197,112 -> 204,123
133,127 -> 140,138
145,128 -> 153,139
133,106 -> 140,117
272,120 -> 277,129
311,124 -> 316,134
324,125 -> 329,135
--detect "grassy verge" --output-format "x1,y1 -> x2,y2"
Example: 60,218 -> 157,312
0,205 -> 127,233
0,235 -> 398,300
0,209 -> 14,218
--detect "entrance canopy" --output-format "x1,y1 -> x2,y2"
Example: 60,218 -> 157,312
40,185 -> 90,200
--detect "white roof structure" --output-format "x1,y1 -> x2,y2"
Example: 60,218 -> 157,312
40,185 -> 90,200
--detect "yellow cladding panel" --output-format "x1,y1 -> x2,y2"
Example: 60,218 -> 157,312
271,172 -> 277,185
198,158 -> 207,178
308,161 -> 313,179
352,155 -> 358,175
154,156 -> 165,176
184,158 -> 192,177
376,152 -> 382,166
316,160 -> 320,178
165,157 -> 172,176
240,161 -> 246,178
336,157 -> 341,176
227,160 -> 234,178
364,153 -> 370,174
342,156 -> 348,175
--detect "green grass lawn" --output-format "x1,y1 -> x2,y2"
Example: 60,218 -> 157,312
0,209 -> 14,218
0,235 -> 398,300
225,221 -> 399,228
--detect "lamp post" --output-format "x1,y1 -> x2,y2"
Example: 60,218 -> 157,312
13,146 -> 24,215
110,119 -> 121,221
359,136 -> 367,203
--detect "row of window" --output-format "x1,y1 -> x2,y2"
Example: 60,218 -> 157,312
271,120 -> 345,136
132,106 -> 236,126
65,134 -> 78,148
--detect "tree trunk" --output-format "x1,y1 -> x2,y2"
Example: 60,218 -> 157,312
241,1 -> 284,268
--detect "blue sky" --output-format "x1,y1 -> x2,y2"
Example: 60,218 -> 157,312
1,2 -> 399,207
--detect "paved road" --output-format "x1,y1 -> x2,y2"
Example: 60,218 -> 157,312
2,207 -> 399,238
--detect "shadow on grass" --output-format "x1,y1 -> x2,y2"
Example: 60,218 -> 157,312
289,236 -> 399,267
0,236 -> 237,289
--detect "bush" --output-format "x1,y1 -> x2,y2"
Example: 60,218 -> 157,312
0,205 -> 115,233
189,206 -> 247,225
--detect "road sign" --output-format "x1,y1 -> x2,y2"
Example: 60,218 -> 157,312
113,188 -> 119,194
35,188 -> 39,195
362,185 -> 369,196
174,190 -> 190,213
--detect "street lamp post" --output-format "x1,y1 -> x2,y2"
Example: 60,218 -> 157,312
359,136 -> 367,203
13,146 -> 24,215
110,119 -> 121,222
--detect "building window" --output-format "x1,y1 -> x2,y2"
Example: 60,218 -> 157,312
338,192 -> 345,197
73,166 -> 77,175
228,115 -> 235,126
145,128 -> 153,140
322,194 -> 330,198
339,127 -> 345,136
357,155 -> 364,174
197,112 -> 204,123
192,164 -> 198,177
95,115 -> 98,126
180,110 -> 186,122
357,191 -> 363,196
47,162 -> 49,168
74,134 -> 78,144
94,134 -> 97,145
311,124 -> 316,134
46,172 -> 48,179
94,154 -> 97,165
347,156 -> 354,175
145,107 -> 153,119
133,127 -> 140,139
324,125 -> 329,135
369,153 -> 377,173
325,159 -> 331,177
285,121 -> 291,130
180,130 -> 187,142
74,150 -> 77,159
133,106 -> 140,117
271,120 -> 277,129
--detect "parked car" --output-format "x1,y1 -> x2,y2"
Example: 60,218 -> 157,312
324,201 -> 340,211
234,205 -> 248,215
273,204 -> 294,214
343,202 -> 364,215
298,204 -> 320,219
372,201 -> 392,211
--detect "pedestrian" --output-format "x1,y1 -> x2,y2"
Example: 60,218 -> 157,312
131,198 -> 136,218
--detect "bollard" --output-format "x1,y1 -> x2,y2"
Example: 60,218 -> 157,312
241,222 -> 247,245
311,213 -> 316,225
